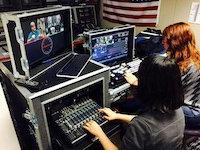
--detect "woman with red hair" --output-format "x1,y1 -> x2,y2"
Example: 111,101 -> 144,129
162,22 -> 200,129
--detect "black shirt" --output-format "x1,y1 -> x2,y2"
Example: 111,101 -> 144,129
120,108 -> 185,150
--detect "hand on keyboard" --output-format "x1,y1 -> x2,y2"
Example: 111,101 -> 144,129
99,108 -> 118,121
124,71 -> 138,86
83,120 -> 104,138
83,108 -> 118,137
52,99 -> 107,144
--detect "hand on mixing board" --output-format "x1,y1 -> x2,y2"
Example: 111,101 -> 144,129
83,120 -> 104,137
124,71 -> 138,86
99,108 -> 118,121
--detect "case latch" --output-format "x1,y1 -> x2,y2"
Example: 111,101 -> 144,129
21,58 -> 29,72
22,109 -> 38,129
15,28 -> 24,43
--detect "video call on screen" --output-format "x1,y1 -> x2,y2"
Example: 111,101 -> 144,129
21,14 -> 67,67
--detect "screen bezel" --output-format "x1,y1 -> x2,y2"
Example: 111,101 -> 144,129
89,26 -> 135,66
20,9 -> 72,69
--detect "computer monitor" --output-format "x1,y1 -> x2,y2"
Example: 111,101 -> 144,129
89,26 -> 135,65
20,9 -> 72,68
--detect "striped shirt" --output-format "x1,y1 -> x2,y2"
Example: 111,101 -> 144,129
181,64 -> 200,108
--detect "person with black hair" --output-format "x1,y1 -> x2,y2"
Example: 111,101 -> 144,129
84,56 -> 185,150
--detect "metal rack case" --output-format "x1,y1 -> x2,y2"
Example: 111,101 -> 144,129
1,6 -> 73,80
0,59 -> 112,150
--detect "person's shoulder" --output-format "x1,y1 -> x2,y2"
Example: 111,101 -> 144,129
132,108 -> 184,132
120,116 -> 151,150
28,32 -> 33,38
130,115 -> 152,133
184,64 -> 200,75
35,30 -> 40,34
123,116 -> 153,144
124,109 -> 185,150
182,63 -> 200,83
28,31 -> 33,35
175,108 -> 184,116
172,108 -> 185,123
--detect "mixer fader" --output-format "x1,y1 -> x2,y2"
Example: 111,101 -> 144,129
51,98 -> 107,145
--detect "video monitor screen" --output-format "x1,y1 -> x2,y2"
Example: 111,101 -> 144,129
90,27 -> 134,65
20,9 -> 72,68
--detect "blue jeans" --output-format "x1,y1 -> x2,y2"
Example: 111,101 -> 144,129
182,106 -> 200,129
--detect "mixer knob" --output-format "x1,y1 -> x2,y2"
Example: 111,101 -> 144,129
110,73 -> 115,77
110,82 -> 114,85
121,63 -> 126,67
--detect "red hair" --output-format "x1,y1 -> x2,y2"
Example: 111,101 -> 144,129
163,22 -> 200,72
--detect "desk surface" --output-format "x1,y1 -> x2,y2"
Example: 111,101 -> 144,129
0,84 -> 20,150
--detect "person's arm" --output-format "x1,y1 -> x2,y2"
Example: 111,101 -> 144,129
96,130 -> 118,150
83,120 -> 118,150
115,113 -> 136,123
99,108 -> 136,123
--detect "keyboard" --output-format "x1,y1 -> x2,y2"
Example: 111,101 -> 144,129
51,99 -> 107,145
109,59 -> 142,89
127,59 -> 142,73
56,54 -> 90,78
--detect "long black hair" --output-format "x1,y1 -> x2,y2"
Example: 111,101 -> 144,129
138,56 -> 184,113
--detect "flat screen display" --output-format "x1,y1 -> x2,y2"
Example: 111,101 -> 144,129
90,27 -> 135,65
20,9 -> 72,68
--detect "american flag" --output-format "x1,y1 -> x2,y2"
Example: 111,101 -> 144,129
103,0 -> 160,26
